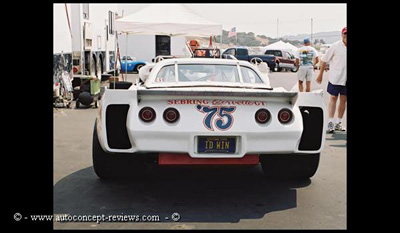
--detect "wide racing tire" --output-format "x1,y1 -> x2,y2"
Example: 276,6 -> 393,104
260,153 -> 320,180
134,64 -> 145,73
109,81 -> 132,89
92,121 -> 145,179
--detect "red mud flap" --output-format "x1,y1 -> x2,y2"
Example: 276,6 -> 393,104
158,153 -> 259,165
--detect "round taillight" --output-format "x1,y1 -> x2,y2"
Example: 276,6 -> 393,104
255,109 -> 271,124
278,108 -> 293,124
139,107 -> 156,123
163,108 -> 180,123
73,67 -> 78,73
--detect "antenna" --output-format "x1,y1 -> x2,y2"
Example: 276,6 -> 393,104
277,18 -> 279,39
311,18 -> 313,45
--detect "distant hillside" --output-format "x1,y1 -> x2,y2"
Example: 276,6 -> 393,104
187,30 -> 341,48
189,30 -> 303,48
282,31 -> 342,44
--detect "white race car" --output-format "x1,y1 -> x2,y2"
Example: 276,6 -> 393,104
94,58 -> 326,179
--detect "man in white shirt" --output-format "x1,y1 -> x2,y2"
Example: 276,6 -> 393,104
316,27 -> 347,133
295,38 -> 319,92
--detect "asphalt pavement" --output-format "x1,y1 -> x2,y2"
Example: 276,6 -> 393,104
53,70 -> 346,229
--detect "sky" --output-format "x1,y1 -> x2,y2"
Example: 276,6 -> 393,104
117,3 -> 346,38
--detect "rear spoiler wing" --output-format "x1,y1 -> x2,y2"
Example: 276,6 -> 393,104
137,89 -> 298,98
137,88 -> 325,109
102,87 -> 324,109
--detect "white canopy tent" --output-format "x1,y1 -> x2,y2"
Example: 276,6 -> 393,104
262,40 -> 299,54
113,4 -> 223,79
284,42 -> 299,53
115,4 -> 222,37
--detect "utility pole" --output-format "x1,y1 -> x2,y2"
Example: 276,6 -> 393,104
277,18 -> 279,39
311,18 -> 313,45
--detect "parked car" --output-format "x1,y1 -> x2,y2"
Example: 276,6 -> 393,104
265,49 -> 297,72
222,47 -> 277,71
93,58 -> 327,180
120,56 -> 147,73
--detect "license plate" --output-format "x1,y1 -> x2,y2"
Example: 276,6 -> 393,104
197,136 -> 236,154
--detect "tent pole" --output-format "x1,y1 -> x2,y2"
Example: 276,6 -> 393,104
125,32 -> 128,82
113,32 -> 117,89
220,30 -> 223,58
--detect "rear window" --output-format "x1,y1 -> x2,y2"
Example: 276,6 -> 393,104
178,64 -> 239,83
155,65 -> 175,83
236,49 -> 247,56
265,50 -> 283,57
154,64 -> 264,84
241,66 -> 263,84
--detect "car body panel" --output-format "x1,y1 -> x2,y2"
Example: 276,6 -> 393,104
96,58 -> 326,159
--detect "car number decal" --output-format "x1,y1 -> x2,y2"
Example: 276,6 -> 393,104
196,105 -> 236,131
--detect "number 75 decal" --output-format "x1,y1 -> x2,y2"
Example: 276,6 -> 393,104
196,105 -> 236,131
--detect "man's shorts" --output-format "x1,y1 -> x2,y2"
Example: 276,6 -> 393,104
297,66 -> 314,81
327,82 -> 347,96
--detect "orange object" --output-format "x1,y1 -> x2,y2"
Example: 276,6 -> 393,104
190,40 -> 199,46
158,153 -> 259,165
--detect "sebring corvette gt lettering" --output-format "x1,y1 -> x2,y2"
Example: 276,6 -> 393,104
168,99 -> 266,106
196,105 -> 236,131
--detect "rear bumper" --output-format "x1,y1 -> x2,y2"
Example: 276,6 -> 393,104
128,129 -> 304,158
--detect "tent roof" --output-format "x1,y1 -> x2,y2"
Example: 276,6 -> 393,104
284,42 -> 299,51
115,4 -> 222,36
263,40 -> 298,53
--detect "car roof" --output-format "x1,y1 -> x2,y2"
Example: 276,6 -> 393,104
143,58 -> 271,88
155,58 -> 251,66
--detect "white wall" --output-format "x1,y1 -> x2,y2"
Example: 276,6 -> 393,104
118,35 -> 189,62
53,4 -> 72,54
118,35 -> 155,62
171,36 -> 190,57
89,4 -> 118,52
70,4 -> 118,53
70,4 -> 82,52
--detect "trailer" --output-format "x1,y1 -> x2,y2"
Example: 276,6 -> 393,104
67,4 -> 119,108
70,3 -> 119,78
53,3 -> 74,108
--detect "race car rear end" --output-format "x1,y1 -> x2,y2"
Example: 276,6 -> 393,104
93,58 -> 326,180
94,87 -> 326,179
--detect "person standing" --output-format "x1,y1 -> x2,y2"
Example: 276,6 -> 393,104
189,39 -> 200,53
316,27 -> 347,133
295,38 -> 319,92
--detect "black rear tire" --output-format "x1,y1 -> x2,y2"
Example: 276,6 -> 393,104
92,121 -> 145,179
274,63 -> 282,72
109,81 -> 132,89
260,153 -> 320,180
134,64 -> 145,73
